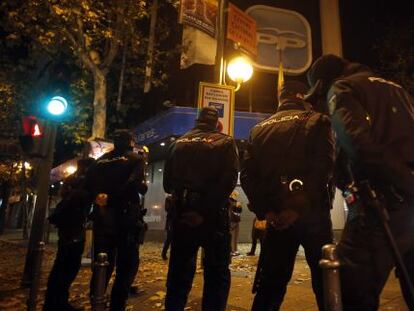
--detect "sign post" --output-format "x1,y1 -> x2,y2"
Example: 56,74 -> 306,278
21,121 -> 57,286
198,82 -> 235,136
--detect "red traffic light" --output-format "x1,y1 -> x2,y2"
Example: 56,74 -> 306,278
22,116 -> 43,137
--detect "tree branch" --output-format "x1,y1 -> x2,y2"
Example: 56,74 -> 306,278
63,27 -> 97,73
76,15 -> 86,51
46,2 -> 98,73
100,3 -> 125,71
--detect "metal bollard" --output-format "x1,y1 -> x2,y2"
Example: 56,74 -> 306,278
27,241 -> 45,311
92,253 -> 109,311
319,244 -> 342,311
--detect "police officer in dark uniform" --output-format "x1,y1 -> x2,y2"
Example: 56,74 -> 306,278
241,81 -> 335,311
307,54 -> 414,310
163,107 -> 239,311
44,157 -> 95,311
86,130 -> 147,311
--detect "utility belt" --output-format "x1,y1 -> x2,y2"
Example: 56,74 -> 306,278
252,175 -> 307,218
172,189 -> 203,215
274,175 -> 306,206
343,181 -> 405,206
171,188 -> 229,230
264,175 -> 306,201
279,175 -> 305,194
343,180 -> 406,222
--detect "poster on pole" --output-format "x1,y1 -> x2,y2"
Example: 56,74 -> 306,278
179,0 -> 218,37
227,3 -> 257,56
198,82 -> 235,136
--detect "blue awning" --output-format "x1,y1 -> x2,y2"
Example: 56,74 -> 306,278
133,107 -> 270,145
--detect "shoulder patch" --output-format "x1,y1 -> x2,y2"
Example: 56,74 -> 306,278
368,76 -> 402,88
328,94 -> 337,115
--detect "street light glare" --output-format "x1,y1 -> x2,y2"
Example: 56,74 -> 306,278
65,165 -> 77,175
47,96 -> 68,116
227,56 -> 254,83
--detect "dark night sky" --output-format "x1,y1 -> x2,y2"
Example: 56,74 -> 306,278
340,0 -> 413,68
174,0 -> 414,115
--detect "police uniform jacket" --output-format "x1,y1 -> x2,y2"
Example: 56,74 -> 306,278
327,62 -> 414,196
241,99 -> 335,219
49,172 -> 91,243
163,122 -> 239,219
86,149 -> 146,235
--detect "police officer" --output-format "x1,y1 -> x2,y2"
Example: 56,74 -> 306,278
163,107 -> 239,311
86,130 -> 147,311
241,81 -> 335,310
307,54 -> 414,310
44,157 -> 95,311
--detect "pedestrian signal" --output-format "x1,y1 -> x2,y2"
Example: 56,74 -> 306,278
19,116 -> 48,156
22,116 -> 43,137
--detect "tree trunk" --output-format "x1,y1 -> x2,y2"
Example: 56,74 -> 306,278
92,69 -> 107,139
116,43 -> 127,111
144,0 -> 158,93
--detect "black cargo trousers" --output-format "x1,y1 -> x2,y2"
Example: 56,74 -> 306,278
90,201 -> 142,311
251,210 -> 333,311
43,239 -> 85,311
337,195 -> 414,311
165,207 -> 231,311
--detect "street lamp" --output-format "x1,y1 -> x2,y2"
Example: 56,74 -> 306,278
65,165 -> 77,175
227,56 -> 254,91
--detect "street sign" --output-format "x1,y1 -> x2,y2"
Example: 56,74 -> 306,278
227,3 -> 257,56
198,82 -> 235,136
246,5 -> 312,74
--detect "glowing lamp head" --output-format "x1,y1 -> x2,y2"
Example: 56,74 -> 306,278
47,96 -> 68,116
227,56 -> 254,83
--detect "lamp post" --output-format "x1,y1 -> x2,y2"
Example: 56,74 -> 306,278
22,96 -> 68,286
225,55 -> 254,135
215,0 -> 228,84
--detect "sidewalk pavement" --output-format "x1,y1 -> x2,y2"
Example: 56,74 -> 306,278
0,232 -> 409,310
127,243 -> 409,311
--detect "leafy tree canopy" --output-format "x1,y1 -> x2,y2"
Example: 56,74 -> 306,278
1,0 -> 181,162
373,17 -> 414,93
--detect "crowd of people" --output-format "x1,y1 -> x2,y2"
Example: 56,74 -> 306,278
43,54 -> 414,311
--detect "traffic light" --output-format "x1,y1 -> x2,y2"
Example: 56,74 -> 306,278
46,96 -> 68,117
19,116 -> 48,157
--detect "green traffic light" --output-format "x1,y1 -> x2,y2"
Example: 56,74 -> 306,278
47,96 -> 68,116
